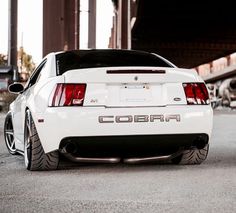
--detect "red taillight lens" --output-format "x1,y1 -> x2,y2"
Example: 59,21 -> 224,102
51,84 -> 86,106
183,83 -> 209,105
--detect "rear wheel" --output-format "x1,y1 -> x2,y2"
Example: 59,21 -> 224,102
4,112 -> 17,155
24,110 -> 59,171
172,144 -> 209,165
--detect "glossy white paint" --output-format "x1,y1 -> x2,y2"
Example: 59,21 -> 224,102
34,106 -> 212,153
9,51 -> 213,154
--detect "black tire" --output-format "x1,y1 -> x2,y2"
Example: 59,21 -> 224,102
4,112 -> 17,155
172,144 -> 209,165
24,110 -> 59,171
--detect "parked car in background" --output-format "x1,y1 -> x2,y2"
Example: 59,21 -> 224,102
218,78 -> 236,108
4,49 -> 213,171
207,83 -> 221,109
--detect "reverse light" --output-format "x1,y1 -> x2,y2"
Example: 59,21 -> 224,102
51,84 -> 86,106
183,83 -> 209,105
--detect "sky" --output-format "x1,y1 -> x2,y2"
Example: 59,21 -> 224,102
0,0 -> 10,55
0,0 -> 114,65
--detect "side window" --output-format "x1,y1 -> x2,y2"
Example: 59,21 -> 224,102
27,60 -> 47,89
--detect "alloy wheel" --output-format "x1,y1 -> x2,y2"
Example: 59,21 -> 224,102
24,116 -> 32,168
4,115 -> 17,154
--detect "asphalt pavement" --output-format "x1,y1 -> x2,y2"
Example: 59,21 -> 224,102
0,109 -> 236,213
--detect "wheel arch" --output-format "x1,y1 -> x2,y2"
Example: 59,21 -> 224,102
24,107 -> 59,171
24,108 -> 48,154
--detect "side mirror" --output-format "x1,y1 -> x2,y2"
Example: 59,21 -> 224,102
8,83 -> 24,94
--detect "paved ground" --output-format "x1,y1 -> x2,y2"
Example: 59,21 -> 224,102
0,109 -> 236,213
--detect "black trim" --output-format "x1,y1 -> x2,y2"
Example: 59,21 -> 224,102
106,70 -> 166,74
60,134 -> 209,158
55,49 -> 172,75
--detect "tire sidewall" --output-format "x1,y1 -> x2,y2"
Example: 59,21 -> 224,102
24,110 -> 32,170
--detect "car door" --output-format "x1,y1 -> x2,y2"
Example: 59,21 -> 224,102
13,60 -> 47,151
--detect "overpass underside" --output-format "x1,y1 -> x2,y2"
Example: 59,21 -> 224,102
131,0 -> 236,68
42,0 -> 236,70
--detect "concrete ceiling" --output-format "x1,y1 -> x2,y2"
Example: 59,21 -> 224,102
132,0 -> 236,68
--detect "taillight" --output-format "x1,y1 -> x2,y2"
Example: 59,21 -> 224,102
51,84 -> 86,106
183,83 -> 209,105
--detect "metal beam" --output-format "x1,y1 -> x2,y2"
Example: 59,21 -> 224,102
118,0 -> 131,49
8,0 -> 18,67
88,0 -> 96,49
43,0 -> 80,56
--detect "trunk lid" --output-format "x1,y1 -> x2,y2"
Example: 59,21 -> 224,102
62,67 -> 202,107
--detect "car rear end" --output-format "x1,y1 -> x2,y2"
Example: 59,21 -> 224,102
34,50 -> 213,163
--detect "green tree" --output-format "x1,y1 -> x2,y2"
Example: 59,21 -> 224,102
18,46 -> 35,76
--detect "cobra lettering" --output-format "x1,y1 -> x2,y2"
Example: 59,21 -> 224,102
98,115 -> 180,123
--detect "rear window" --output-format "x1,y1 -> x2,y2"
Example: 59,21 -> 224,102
56,49 -> 173,75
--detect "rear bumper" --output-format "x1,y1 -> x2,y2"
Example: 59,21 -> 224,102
33,105 -> 213,153
60,133 -> 209,158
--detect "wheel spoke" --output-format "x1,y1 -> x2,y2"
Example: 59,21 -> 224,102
5,130 -> 13,135
4,114 -> 17,153
26,142 -> 31,149
10,141 -> 15,149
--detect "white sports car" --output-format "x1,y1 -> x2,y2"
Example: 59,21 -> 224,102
4,49 -> 213,171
